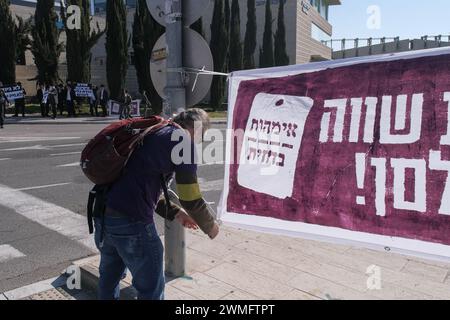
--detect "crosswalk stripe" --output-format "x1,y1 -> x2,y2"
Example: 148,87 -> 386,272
50,143 -> 85,148
0,145 -> 50,151
0,183 -> 95,252
0,137 -> 80,144
14,183 -> 72,192
57,162 -> 80,167
0,245 -> 26,263
50,152 -> 80,157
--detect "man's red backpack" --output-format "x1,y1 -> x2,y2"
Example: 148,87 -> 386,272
80,116 -> 169,186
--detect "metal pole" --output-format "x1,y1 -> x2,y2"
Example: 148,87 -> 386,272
164,0 -> 186,278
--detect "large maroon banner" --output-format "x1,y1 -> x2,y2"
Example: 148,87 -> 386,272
220,49 -> 450,258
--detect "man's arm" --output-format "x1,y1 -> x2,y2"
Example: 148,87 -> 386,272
154,196 -> 181,221
174,171 -> 216,236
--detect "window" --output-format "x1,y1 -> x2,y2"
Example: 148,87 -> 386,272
311,22 -> 331,43
309,0 -> 329,20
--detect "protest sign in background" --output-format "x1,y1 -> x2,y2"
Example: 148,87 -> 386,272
108,100 -> 140,117
1,85 -> 24,101
130,100 -> 141,117
74,83 -> 94,98
219,47 -> 450,261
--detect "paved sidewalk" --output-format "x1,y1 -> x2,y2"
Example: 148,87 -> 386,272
69,225 -> 450,300
7,225 -> 450,300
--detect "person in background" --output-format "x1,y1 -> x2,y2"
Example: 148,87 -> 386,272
57,84 -> 65,116
44,84 -> 51,117
0,89 -> 9,129
65,81 -> 76,117
97,84 -> 109,117
14,82 -> 26,117
37,83 -> 45,117
119,89 -> 132,120
48,83 -> 58,119
89,85 -> 98,117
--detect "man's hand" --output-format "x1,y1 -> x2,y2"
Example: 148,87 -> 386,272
175,210 -> 199,230
208,222 -> 220,240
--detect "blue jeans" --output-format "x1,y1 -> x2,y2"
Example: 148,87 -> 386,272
94,217 -> 165,300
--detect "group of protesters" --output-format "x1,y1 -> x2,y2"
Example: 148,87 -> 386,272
0,80 -> 135,128
0,81 -> 27,129
36,81 -> 111,119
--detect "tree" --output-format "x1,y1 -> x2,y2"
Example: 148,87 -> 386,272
243,0 -> 256,69
260,0 -> 274,68
30,0 -> 63,85
105,0 -> 128,100
0,0 -> 16,84
209,0 -> 227,110
274,0 -> 289,66
229,0 -> 242,72
61,0 -> 105,83
15,16 -> 32,66
132,0 -> 164,113
223,0 -> 230,73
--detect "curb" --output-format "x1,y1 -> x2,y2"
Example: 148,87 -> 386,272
0,275 -> 68,300
72,256 -> 136,300
5,118 -> 227,126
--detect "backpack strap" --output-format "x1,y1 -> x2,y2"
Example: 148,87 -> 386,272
160,175 -> 172,220
87,186 -> 97,234
128,120 -> 169,151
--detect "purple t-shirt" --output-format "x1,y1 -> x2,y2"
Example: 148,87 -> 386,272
107,125 -> 197,224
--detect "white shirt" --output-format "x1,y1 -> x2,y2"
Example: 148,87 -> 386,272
66,89 -> 71,101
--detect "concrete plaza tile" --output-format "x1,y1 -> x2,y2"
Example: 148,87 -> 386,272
253,232 -> 349,255
187,228 -> 248,247
364,282 -> 434,300
169,272 -> 237,300
222,250 -> 299,284
283,289 -> 320,300
235,239 -> 313,268
380,268 -> 450,299
400,260 -> 449,283
343,247 -> 409,271
187,236 -> 235,259
289,272 -> 378,300
221,226 -> 264,239
293,258 -> 369,293
219,289 -> 259,300
186,248 -> 220,274
204,262 -> 296,300
165,285 -> 198,300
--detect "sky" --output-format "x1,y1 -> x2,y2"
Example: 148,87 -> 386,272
329,0 -> 450,41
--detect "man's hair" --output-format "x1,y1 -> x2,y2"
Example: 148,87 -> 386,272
173,108 -> 211,133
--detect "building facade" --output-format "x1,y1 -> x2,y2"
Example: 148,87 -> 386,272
201,0 -> 341,65
10,0 -> 341,96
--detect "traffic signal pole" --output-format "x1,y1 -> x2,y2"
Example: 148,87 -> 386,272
164,0 -> 186,278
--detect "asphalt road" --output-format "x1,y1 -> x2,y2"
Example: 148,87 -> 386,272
0,118 -> 227,292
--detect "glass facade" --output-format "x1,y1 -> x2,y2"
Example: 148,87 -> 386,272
93,0 -> 136,14
309,0 -> 329,20
311,22 -> 331,43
